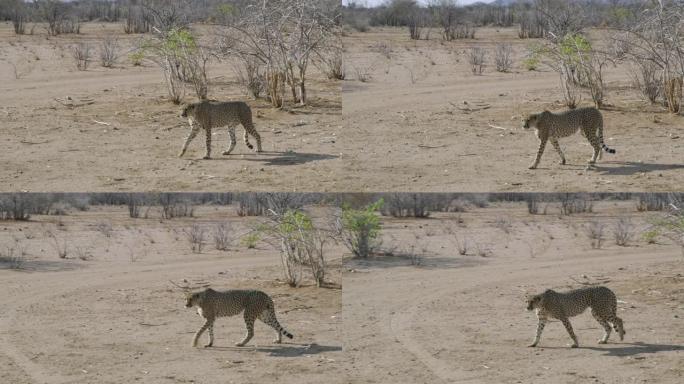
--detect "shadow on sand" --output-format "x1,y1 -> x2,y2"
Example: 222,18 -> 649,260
581,342 -> 684,357
0,259 -> 82,273
205,343 -> 342,357
593,161 -> 684,176
204,151 -> 337,166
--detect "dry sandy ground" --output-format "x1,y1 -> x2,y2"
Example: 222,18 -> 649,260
0,205 -> 343,384
344,200 -> 683,383
343,27 -> 684,192
0,22 -> 342,192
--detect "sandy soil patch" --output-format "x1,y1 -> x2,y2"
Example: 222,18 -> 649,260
0,22 -> 342,192
344,200 -> 683,383
343,27 -> 684,192
0,204 -> 343,384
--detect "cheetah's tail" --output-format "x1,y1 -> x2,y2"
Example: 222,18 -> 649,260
273,317 -> 294,339
282,328 -> 294,339
602,144 -> 616,154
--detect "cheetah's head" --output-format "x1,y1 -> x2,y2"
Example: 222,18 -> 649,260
185,292 -> 200,308
522,113 -> 538,129
526,293 -> 543,311
523,111 -> 550,129
181,104 -> 195,119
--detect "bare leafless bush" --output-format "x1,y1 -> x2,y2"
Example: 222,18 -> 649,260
74,246 -> 93,261
57,18 -> 80,34
495,43 -> 513,72
259,210 -> 331,287
474,242 -> 491,257
10,5 -> 26,35
454,24 -> 476,39
614,217 -> 634,246
262,193 -> 312,217
636,194 -> 669,212
47,230 -> 68,259
630,60 -> 662,104
213,222 -> 232,251
185,224 -> 206,253
494,217 -> 512,234
159,195 -> 194,219
318,48 -> 345,80
371,42 -> 393,60
183,46 -> 211,100
217,0 -> 338,107
71,42 -> 92,71
527,198 -> 540,215
518,12 -> 546,39
0,194 -> 32,220
0,239 -> 27,269
100,37 -> 119,68
469,47 -> 486,75
95,220 -> 113,237
560,194 -> 593,215
612,4 -> 684,114
124,5 -> 150,34
235,193 -> 266,217
352,63 -> 373,82
126,194 -> 141,218
380,193 -> 448,218
233,56 -> 266,99
586,220 -> 605,249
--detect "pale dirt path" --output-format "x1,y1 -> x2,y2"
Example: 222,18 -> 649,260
344,210 -> 683,383
342,27 -> 684,192
1,242 -> 342,384
0,23 -> 342,192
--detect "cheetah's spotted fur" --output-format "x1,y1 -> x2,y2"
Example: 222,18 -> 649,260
179,100 -> 262,159
523,107 -> 616,169
526,286 -> 625,348
185,288 -> 293,347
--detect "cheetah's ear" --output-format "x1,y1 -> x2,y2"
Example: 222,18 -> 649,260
205,287 -> 215,293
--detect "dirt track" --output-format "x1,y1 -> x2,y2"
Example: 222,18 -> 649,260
343,27 -> 684,192
0,22 -> 342,192
344,202 -> 683,383
0,206 -> 343,384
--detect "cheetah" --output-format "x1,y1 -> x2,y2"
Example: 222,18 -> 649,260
179,100 -> 262,159
185,288 -> 293,348
523,107 -> 616,169
526,286 -> 625,348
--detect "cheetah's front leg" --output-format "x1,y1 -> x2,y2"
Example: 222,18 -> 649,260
192,318 -> 213,348
179,123 -> 200,158
550,138 -> 566,165
561,318 -> 579,348
203,126 -> 212,159
528,318 -> 546,347
529,136 -> 548,169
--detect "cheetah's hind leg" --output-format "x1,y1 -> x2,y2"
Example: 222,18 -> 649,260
222,126 -> 236,155
592,309 -> 612,344
236,312 -> 255,347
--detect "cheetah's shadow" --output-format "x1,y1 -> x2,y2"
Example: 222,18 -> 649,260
235,151 -> 337,166
205,343 -> 342,357
591,161 -> 684,176
579,342 -> 684,357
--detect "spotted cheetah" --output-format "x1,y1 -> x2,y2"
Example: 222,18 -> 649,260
526,286 -> 625,348
185,288 -> 293,347
523,107 -> 616,169
179,100 -> 262,159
